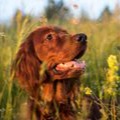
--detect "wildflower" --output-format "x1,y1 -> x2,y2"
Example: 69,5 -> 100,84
84,87 -> 92,95
107,55 -> 119,83
106,87 -> 116,96
104,55 -> 119,96
107,55 -> 118,71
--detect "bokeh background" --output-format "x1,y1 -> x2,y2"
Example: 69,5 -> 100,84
0,0 -> 120,120
0,0 -> 120,23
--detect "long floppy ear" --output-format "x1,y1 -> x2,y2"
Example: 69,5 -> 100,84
13,33 -> 42,93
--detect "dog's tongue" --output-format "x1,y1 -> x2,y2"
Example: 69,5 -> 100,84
56,61 -> 86,71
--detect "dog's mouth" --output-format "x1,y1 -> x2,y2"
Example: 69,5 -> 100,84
53,51 -> 86,74
53,60 -> 86,73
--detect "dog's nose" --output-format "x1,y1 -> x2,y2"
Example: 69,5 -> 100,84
76,33 -> 87,43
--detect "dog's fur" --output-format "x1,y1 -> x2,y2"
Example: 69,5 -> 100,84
13,26 -> 101,120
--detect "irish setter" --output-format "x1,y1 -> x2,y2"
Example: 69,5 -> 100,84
13,26 -> 100,120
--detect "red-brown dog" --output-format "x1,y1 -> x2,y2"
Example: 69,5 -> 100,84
13,26 -> 88,120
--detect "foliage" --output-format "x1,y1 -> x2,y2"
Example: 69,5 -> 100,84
98,6 -> 112,21
45,0 -> 71,21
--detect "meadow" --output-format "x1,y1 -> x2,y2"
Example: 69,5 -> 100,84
0,13 -> 120,120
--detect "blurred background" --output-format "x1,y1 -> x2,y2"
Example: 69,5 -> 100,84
0,0 -> 120,24
0,0 -> 120,120
0,0 -> 120,23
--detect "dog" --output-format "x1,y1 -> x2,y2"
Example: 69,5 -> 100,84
13,26 -> 100,120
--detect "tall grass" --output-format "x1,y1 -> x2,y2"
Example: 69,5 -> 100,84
0,13 -> 120,119
0,12 -> 42,120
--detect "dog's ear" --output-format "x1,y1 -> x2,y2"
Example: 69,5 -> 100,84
13,33 -> 42,93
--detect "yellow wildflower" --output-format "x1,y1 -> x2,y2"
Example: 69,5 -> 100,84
106,87 -> 116,96
106,55 -> 119,83
107,55 -> 118,71
84,87 -> 92,95
104,55 -> 119,96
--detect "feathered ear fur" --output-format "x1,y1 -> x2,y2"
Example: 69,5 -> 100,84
13,34 -> 41,93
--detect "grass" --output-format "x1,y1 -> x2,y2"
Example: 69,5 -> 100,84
0,14 -> 120,120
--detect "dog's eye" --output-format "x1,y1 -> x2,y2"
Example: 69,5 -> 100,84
46,34 -> 53,40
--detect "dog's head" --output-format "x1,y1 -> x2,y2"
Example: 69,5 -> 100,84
13,26 -> 87,91
32,26 -> 87,79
